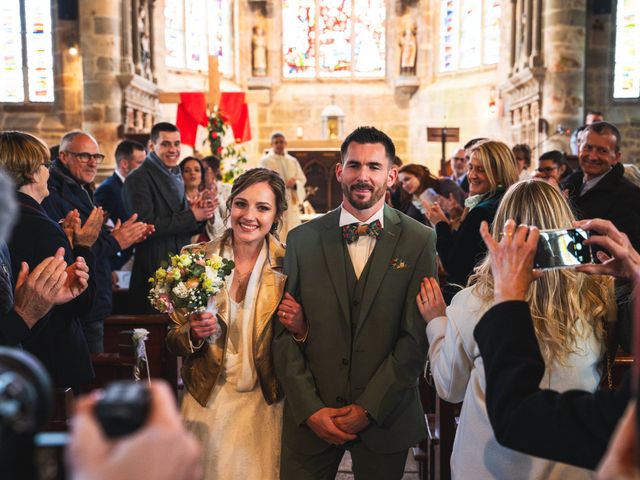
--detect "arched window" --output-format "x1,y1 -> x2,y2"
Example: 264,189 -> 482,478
440,0 -> 501,73
613,0 -> 640,99
283,0 -> 386,79
164,0 -> 233,75
0,0 -> 54,103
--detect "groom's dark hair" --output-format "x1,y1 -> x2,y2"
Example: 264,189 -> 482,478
340,126 -> 395,165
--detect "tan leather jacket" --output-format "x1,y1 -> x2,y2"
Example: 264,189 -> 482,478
166,234 -> 286,407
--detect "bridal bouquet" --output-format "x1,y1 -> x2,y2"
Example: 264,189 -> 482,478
148,251 -> 235,342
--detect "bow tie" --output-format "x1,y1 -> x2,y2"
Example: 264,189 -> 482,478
342,220 -> 383,244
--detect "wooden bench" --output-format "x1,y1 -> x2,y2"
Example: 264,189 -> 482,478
85,314 -> 178,395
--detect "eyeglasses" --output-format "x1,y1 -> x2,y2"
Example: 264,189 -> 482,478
537,166 -> 558,173
64,151 -> 105,164
42,160 -> 53,169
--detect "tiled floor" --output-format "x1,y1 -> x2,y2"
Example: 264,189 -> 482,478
335,450 -> 420,480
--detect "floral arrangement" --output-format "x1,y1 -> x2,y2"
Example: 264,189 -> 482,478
148,252 -> 234,315
206,106 -> 226,157
205,106 -> 248,184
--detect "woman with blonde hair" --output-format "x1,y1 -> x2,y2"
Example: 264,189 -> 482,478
425,140 -> 519,300
418,179 -> 615,479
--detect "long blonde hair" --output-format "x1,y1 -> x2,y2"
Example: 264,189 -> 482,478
469,180 -> 615,364
469,140 -> 519,196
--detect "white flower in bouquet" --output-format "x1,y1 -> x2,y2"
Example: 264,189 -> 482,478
172,281 -> 189,299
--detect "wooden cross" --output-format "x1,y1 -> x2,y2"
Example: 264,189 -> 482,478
158,55 -> 221,113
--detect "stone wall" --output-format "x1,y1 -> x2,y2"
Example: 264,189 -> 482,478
585,8 -> 640,163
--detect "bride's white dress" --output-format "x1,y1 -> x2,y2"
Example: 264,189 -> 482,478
181,297 -> 283,479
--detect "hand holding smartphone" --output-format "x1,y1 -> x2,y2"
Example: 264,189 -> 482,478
533,228 -> 594,270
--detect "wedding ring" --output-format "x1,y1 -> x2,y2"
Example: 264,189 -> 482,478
421,300 -> 427,305
282,312 -> 287,318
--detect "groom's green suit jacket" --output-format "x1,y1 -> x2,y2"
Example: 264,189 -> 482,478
273,205 -> 437,454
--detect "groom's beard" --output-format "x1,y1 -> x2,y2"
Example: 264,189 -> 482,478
342,181 -> 386,210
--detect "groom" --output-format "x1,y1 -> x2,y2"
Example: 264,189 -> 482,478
273,127 -> 437,479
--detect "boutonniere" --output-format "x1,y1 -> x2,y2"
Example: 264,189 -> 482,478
390,257 -> 408,270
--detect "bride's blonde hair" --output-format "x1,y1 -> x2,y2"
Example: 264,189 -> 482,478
468,180 -> 616,364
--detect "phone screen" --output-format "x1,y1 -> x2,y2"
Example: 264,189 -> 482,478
533,228 -> 593,270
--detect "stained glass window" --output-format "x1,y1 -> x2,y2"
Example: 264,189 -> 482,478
0,0 -> 54,103
165,0 -> 185,69
483,0 -> 501,65
283,0 -> 386,79
440,0 -> 458,72
613,0 -> 640,99
439,0 -> 501,73
165,0 -> 233,75
459,0 -> 481,69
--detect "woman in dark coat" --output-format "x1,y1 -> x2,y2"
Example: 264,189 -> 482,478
396,163 -> 466,226
424,140 -> 519,301
0,131 -> 99,390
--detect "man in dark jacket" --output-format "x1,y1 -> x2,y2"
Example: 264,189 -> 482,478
42,131 -> 153,353
95,139 -> 146,271
122,123 -> 215,313
562,121 -> 640,251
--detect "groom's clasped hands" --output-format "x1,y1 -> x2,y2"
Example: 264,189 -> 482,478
305,404 -> 370,445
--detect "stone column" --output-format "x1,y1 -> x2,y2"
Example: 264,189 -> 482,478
541,0 -> 586,152
78,0 -> 123,178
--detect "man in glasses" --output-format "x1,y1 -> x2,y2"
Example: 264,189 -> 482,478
533,150 -> 573,187
42,131 -> 153,353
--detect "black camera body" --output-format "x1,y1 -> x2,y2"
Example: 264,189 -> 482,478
0,347 -> 151,478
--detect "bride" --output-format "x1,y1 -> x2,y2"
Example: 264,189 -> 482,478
167,168 -> 305,479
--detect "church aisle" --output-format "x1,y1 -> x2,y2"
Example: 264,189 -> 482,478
336,450 -> 420,480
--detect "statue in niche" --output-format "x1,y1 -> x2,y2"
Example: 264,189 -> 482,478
399,23 -> 417,76
138,0 -> 152,79
252,25 -> 267,77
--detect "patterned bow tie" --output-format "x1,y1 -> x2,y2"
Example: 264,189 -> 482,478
342,219 -> 383,244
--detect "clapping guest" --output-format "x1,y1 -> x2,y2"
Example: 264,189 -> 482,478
123,122 -> 215,314
180,156 -> 206,205
424,140 -> 518,300
43,131 -> 153,353
418,180 -> 615,479
181,156 -> 225,243
0,131 -> 95,389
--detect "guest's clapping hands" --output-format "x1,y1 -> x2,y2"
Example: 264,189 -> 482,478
416,277 -> 446,323
53,256 -> 90,305
332,404 -> 371,435
423,200 -> 449,226
61,209 -> 81,247
306,408 -> 357,445
188,311 -> 218,341
479,219 -> 542,304
68,380 -> 202,480
277,292 -> 307,339
74,207 -> 104,247
111,213 -> 155,250
191,201 -> 216,222
12,247 -> 68,328
574,219 -> 640,281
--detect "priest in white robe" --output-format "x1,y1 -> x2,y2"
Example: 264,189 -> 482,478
260,132 -> 307,241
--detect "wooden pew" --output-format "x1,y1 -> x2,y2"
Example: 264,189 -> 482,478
86,314 -> 178,395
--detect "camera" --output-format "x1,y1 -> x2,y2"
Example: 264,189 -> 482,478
534,228 -> 594,270
0,347 -> 150,478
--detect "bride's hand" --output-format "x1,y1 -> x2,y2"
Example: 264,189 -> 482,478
277,292 -> 307,339
188,311 -> 218,340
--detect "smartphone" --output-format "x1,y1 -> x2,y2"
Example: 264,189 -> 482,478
533,228 -> 593,270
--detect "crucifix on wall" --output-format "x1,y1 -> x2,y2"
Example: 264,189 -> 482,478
158,56 -> 251,147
